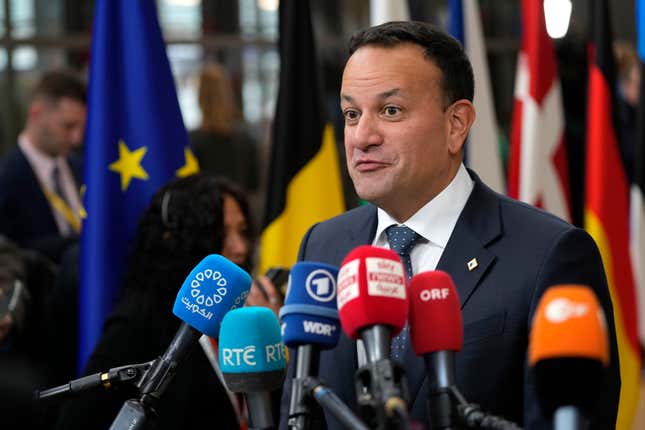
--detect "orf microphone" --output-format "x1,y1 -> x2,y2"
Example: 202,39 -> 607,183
279,261 -> 340,429
219,307 -> 286,430
109,254 -> 252,430
408,271 -> 462,430
529,285 -> 609,430
337,245 -> 409,428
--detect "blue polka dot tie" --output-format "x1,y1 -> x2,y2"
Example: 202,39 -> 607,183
386,225 -> 419,360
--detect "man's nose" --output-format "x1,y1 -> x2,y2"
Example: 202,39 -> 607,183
351,114 -> 383,150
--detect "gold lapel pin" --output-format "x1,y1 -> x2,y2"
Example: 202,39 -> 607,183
467,258 -> 478,271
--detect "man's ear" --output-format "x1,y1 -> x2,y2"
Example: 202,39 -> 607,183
446,99 -> 476,155
27,100 -> 46,123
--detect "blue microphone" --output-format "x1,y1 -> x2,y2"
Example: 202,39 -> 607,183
110,254 -> 251,430
219,307 -> 286,429
173,254 -> 252,337
279,262 -> 340,349
279,261 -> 340,430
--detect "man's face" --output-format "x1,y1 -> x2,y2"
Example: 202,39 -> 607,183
341,43 -> 463,221
33,97 -> 86,157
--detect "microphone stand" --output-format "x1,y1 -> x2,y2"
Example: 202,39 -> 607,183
288,345 -> 322,430
304,377 -> 369,430
36,361 -> 153,402
109,324 -> 202,430
356,326 -> 410,430
450,386 -> 523,430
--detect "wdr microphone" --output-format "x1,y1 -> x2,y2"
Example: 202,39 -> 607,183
219,307 -> 286,430
409,271 -> 462,430
109,254 -> 252,430
337,245 -> 409,429
529,285 -> 609,430
279,261 -> 340,430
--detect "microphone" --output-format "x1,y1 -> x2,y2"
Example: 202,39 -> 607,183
279,261 -> 340,429
529,285 -> 609,430
337,245 -> 410,428
219,306 -> 286,430
409,271 -> 523,430
109,254 -> 252,430
408,270 -> 462,430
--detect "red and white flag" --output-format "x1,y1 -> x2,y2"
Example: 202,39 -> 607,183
508,0 -> 571,221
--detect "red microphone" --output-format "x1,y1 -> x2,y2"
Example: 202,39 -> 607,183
337,245 -> 410,428
337,245 -> 408,353
409,271 -> 462,430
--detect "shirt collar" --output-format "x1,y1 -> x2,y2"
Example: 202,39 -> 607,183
374,163 -> 474,248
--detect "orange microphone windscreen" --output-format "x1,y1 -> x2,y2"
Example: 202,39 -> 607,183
529,284 -> 609,367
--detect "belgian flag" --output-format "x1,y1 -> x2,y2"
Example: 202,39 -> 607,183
259,0 -> 345,273
585,0 -> 641,427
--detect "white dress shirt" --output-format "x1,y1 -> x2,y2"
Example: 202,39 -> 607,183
372,163 -> 475,272
19,134 -> 82,236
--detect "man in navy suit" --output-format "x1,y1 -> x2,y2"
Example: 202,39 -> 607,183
280,22 -> 620,429
0,70 -> 86,263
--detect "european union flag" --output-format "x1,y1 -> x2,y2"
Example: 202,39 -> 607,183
79,0 -> 198,371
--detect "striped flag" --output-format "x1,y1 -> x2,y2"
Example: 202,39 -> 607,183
508,0 -> 570,221
259,0 -> 345,274
448,0 -> 505,193
585,0 -> 641,427
633,0 -> 645,353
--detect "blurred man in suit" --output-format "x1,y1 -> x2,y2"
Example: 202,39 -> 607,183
280,21 -> 620,429
0,70 -> 86,263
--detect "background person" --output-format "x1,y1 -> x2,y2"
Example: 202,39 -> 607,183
0,70 -> 86,264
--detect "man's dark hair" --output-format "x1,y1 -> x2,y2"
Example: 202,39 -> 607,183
32,70 -> 87,105
348,21 -> 474,107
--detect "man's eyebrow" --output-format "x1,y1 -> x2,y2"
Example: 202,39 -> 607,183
341,88 -> 402,104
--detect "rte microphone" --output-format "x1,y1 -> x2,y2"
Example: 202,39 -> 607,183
109,254 -> 252,430
529,285 -> 609,430
279,261 -> 340,430
337,245 -> 410,429
408,271 -> 462,430
219,307 -> 286,430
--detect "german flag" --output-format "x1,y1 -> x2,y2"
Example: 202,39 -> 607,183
259,0 -> 345,274
585,0 -> 641,427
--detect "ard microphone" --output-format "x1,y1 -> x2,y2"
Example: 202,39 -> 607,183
109,254 -> 252,430
279,261 -> 340,429
409,271 -> 462,430
337,245 -> 409,428
529,285 -> 609,430
219,307 -> 286,430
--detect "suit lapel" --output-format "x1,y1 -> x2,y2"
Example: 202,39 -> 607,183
405,171 -> 502,407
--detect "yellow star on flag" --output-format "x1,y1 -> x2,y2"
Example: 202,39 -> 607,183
176,147 -> 200,178
79,184 -> 87,219
109,139 -> 149,191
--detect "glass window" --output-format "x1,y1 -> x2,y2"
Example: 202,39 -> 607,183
167,43 -> 204,130
158,0 -> 202,39
9,0 -> 35,38
0,0 -> 5,37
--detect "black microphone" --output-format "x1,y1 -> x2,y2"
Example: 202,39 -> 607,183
109,254 -> 252,429
278,262 -> 341,430
529,285 -> 610,430
219,307 -> 286,430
